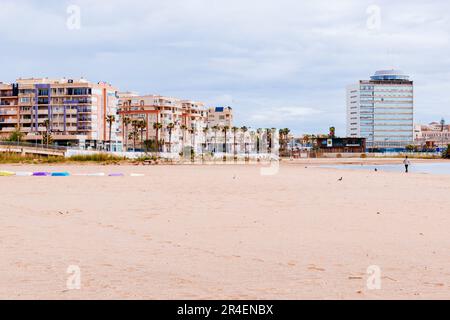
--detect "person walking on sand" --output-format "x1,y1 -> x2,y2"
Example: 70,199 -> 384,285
403,156 -> 411,173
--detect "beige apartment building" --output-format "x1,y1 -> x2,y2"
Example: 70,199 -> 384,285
119,93 -> 186,152
0,78 -> 121,150
207,106 -> 233,128
119,94 -> 237,154
414,122 -> 450,148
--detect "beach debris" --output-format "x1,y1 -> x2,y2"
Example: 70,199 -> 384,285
338,177 -> 343,181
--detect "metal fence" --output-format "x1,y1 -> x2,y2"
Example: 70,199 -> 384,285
0,141 -> 67,151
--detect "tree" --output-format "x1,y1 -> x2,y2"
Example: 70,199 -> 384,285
122,116 -> 131,152
106,115 -> 116,151
241,126 -> 249,160
442,144 -> 450,159
256,128 -> 263,154
211,125 -> 220,153
167,123 -> 175,153
279,128 -> 291,156
180,124 -> 187,155
302,134 -> 312,146
189,127 -> 196,161
138,119 -> 147,151
7,126 -> 23,143
202,126 -> 209,160
232,126 -> 239,158
42,131 -> 53,147
131,120 -> 140,151
153,122 -> 163,153
222,125 -> 230,155
43,119 -> 51,148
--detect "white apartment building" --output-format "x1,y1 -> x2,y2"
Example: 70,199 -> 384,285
347,70 -> 414,150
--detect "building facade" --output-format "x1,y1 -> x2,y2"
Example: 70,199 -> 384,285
0,78 -> 121,150
414,122 -> 450,149
207,106 -> 233,128
347,70 -> 414,150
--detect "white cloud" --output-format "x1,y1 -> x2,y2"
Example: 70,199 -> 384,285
250,107 -> 323,124
1,0 -> 450,135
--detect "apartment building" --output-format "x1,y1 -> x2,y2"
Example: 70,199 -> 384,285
118,93 -> 186,152
347,70 -> 414,150
414,122 -> 450,148
0,78 -> 121,150
207,106 -> 233,128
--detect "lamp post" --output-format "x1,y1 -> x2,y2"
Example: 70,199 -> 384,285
440,118 -> 445,150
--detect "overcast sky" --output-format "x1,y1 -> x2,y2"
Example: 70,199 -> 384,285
1,0 -> 449,135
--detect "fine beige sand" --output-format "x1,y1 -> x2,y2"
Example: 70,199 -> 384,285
1,161 -> 450,299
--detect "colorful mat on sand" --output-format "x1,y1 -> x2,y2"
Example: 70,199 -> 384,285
0,171 -> 15,176
15,172 -> 33,177
130,173 -> 145,177
33,172 -> 51,176
109,173 -> 125,177
51,172 -> 71,177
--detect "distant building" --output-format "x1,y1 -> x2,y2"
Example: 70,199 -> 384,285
414,122 -> 450,148
347,70 -> 414,150
118,94 -> 209,153
207,106 -> 233,127
0,78 -> 121,150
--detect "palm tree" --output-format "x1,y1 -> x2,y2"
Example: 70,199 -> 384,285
122,116 -> 131,152
153,122 -> 163,153
241,126 -> 249,159
138,119 -> 147,151
167,122 -> 175,153
43,119 -> 51,148
256,128 -> 262,154
106,115 -> 115,151
129,131 -> 138,152
222,125 -> 230,154
302,134 -> 311,147
189,127 -> 196,162
279,128 -> 290,156
212,125 -> 220,153
180,124 -> 187,154
131,120 -> 140,152
202,126 -> 209,161
231,126 -> 239,158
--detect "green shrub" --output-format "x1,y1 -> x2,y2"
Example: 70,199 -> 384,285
443,145 -> 450,159
67,153 -> 125,162
0,152 -> 63,164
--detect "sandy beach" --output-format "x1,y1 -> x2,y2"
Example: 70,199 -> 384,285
1,160 -> 450,299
